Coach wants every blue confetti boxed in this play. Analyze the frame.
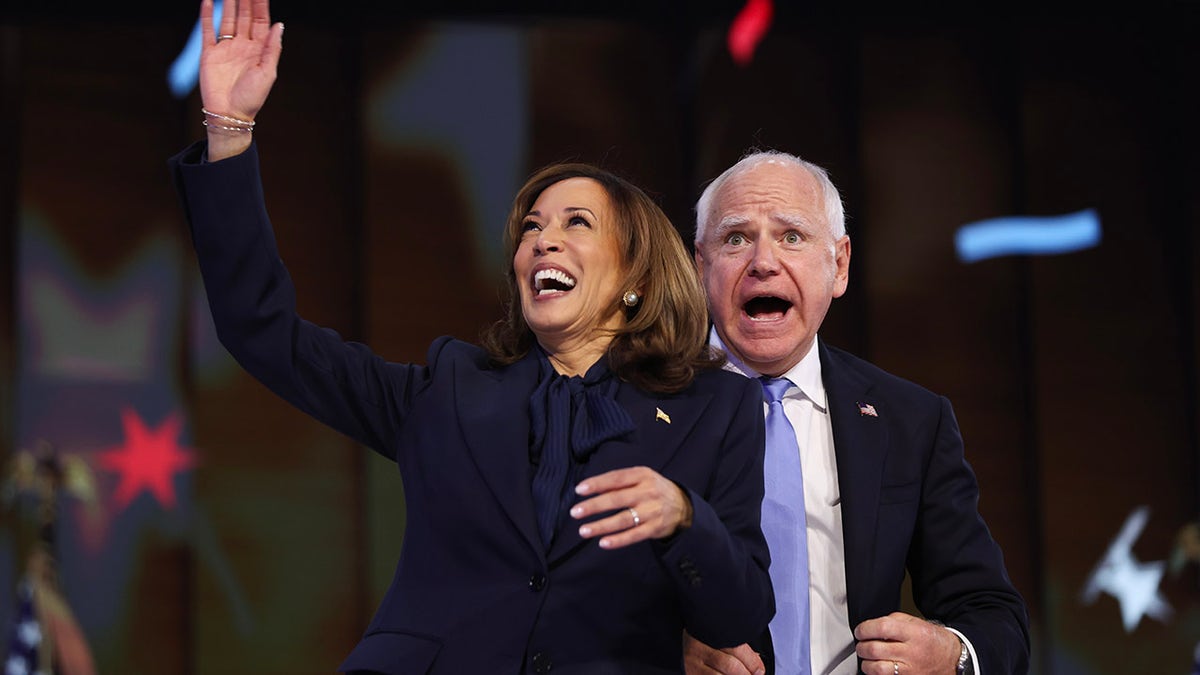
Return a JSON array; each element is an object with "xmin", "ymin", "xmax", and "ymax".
[
  {"xmin": 167, "ymin": 0, "xmax": 223, "ymax": 98},
  {"xmin": 955, "ymin": 208, "xmax": 1101, "ymax": 263}
]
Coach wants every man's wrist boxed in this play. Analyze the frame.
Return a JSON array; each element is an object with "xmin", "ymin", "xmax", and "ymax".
[{"xmin": 927, "ymin": 620, "xmax": 974, "ymax": 675}]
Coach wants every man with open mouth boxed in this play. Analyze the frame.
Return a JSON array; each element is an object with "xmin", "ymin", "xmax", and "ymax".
[{"xmin": 685, "ymin": 151, "xmax": 1030, "ymax": 675}]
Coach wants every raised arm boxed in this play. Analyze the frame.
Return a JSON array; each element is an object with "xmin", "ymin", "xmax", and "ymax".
[{"xmin": 198, "ymin": 0, "xmax": 284, "ymax": 161}]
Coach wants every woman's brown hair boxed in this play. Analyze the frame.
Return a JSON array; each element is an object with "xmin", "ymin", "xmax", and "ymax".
[{"xmin": 481, "ymin": 162, "xmax": 720, "ymax": 393}]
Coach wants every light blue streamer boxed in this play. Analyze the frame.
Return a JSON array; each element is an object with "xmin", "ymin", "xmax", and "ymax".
[
  {"xmin": 955, "ymin": 208, "xmax": 1101, "ymax": 263},
  {"xmin": 167, "ymin": 0, "xmax": 223, "ymax": 98}
]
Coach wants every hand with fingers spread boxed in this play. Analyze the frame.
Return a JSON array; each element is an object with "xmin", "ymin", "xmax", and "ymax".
[
  {"xmin": 571, "ymin": 466, "xmax": 694, "ymax": 549},
  {"xmin": 197, "ymin": 0, "xmax": 284, "ymax": 160},
  {"xmin": 853, "ymin": 612, "xmax": 964, "ymax": 675}
]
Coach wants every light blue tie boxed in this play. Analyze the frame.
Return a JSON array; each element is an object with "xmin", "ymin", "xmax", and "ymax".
[{"xmin": 760, "ymin": 377, "xmax": 810, "ymax": 675}]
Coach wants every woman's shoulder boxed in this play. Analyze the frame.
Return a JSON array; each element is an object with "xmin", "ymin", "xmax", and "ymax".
[
  {"xmin": 426, "ymin": 337, "xmax": 536, "ymax": 376},
  {"xmin": 675, "ymin": 366, "xmax": 758, "ymax": 400},
  {"xmin": 426, "ymin": 336, "xmax": 491, "ymax": 368}
]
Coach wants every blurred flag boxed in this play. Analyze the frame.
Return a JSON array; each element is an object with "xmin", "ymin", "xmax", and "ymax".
[
  {"xmin": 4, "ymin": 570, "xmax": 97, "ymax": 675},
  {"xmin": 4, "ymin": 582, "xmax": 43, "ymax": 675}
]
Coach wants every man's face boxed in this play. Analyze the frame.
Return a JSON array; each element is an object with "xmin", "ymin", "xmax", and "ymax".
[{"xmin": 694, "ymin": 161, "xmax": 850, "ymax": 377}]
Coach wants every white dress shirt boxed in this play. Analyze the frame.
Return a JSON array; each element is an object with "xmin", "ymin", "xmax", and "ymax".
[{"xmin": 713, "ymin": 330, "xmax": 856, "ymax": 675}]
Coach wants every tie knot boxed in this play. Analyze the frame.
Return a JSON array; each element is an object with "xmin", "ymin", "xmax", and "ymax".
[{"xmin": 760, "ymin": 377, "xmax": 792, "ymax": 403}]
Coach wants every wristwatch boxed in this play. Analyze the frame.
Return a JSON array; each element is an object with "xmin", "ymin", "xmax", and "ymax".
[
  {"xmin": 928, "ymin": 620, "xmax": 973, "ymax": 675},
  {"xmin": 955, "ymin": 639, "xmax": 973, "ymax": 675}
]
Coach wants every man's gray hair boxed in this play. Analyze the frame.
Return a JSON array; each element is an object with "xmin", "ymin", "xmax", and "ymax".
[{"xmin": 694, "ymin": 150, "xmax": 846, "ymax": 244}]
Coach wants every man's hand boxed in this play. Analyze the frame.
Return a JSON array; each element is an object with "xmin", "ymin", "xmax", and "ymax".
[
  {"xmin": 682, "ymin": 632, "xmax": 765, "ymax": 675},
  {"xmin": 854, "ymin": 612, "xmax": 962, "ymax": 675}
]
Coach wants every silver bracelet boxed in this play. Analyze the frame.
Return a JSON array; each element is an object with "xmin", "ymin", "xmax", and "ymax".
[
  {"xmin": 201, "ymin": 108, "xmax": 255, "ymax": 128},
  {"xmin": 202, "ymin": 119, "xmax": 254, "ymax": 133}
]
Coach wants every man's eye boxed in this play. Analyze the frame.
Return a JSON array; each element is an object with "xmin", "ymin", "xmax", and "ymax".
[
  {"xmin": 784, "ymin": 232, "xmax": 801, "ymax": 244},
  {"xmin": 726, "ymin": 233, "xmax": 746, "ymax": 246}
]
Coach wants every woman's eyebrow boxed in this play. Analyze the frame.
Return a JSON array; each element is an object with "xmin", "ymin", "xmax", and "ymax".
[{"xmin": 525, "ymin": 207, "xmax": 598, "ymax": 218}]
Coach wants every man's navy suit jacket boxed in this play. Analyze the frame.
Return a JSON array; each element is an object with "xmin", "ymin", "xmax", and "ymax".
[
  {"xmin": 171, "ymin": 142, "xmax": 775, "ymax": 675},
  {"xmin": 750, "ymin": 341, "xmax": 1030, "ymax": 673}
]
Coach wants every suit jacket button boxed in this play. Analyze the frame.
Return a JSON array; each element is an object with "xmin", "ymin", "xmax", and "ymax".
[
  {"xmin": 529, "ymin": 574, "xmax": 547, "ymax": 591},
  {"xmin": 532, "ymin": 651, "xmax": 553, "ymax": 673},
  {"xmin": 678, "ymin": 557, "xmax": 702, "ymax": 587}
]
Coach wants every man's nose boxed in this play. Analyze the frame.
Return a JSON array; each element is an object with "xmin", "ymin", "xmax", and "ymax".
[{"xmin": 748, "ymin": 241, "xmax": 780, "ymax": 276}]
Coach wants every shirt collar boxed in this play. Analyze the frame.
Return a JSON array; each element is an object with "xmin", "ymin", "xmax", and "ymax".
[{"xmin": 710, "ymin": 327, "xmax": 827, "ymax": 412}]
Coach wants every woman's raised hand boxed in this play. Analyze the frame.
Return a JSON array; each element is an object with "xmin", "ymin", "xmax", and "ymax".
[{"xmin": 198, "ymin": 0, "xmax": 283, "ymax": 160}]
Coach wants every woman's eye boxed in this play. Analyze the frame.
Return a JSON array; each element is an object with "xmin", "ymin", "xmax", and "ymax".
[
  {"xmin": 726, "ymin": 233, "xmax": 746, "ymax": 246},
  {"xmin": 521, "ymin": 220, "xmax": 540, "ymax": 233},
  {"xmin": 568, "ymin": 216, "xmax": 591, "ymax": 228}
]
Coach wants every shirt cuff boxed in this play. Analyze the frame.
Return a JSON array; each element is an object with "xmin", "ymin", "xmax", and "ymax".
[{"xmin": 943, "ymin": 626, "xmax": 979, "ymax": 675}]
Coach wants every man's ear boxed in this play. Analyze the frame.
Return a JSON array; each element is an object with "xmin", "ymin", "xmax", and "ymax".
[
  {"xmin": 832, "ymin": 235, "xmax": 851, "ymax": 298},
  {"xmin": 694, "ymin": 246, "xmax": 706, "ymax": 275}
]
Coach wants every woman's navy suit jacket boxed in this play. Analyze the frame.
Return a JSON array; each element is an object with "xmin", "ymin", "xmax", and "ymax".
[{"xmin": 170, "ymin": 142, "xmax": 774, "ymax": 675}]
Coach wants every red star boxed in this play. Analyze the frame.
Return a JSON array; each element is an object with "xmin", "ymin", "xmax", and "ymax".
[{"xmin": 97, "ymin": 407, "xmax": 196, "ymax": 510}]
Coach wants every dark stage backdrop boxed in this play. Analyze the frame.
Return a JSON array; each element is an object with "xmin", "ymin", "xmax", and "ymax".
[{"xmin": 1, "ymin": 3, "xmax": 1198, "ymax": 673}]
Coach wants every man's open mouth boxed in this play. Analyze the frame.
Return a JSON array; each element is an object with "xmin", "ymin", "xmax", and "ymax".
[{"xmin": 744, "ymin": 296, "xmax": 792, "ymax": 320}]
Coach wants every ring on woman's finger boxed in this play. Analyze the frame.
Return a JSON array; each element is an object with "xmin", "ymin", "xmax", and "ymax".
[
  {"xmin": 893, "ymin": 661, "xmax": 899, "ymax": 675},
  {"xmin": 216, "ymin": 34, "xmax": 236, "ymax": 42},
  {"xmin": 628, "ymin": 508, "xmax": 640, "ymax": 527}
]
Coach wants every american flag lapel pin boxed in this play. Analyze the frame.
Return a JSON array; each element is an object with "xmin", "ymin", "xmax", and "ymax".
[
  {"xmin": 655, "ymin": 407, "xmax": 671, "ymax": 424},
  {"xmin": 856, "ymin": 401, "xmax": 878, "ymax": 417}
]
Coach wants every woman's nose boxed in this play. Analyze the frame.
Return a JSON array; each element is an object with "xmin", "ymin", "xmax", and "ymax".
[{"xmin": 535, "ymin": 225, "xmax": 563, "ymax": 254}]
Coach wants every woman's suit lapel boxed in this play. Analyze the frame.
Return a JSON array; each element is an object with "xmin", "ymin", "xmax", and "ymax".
[{"xmin": 456, "ymin": 352, "xmax": 545, "ymax": 558}]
